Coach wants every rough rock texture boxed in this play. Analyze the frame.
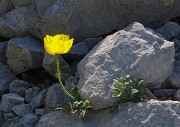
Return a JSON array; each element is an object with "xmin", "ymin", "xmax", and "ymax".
[
  {"xmin": 64, "ymin": 37, "xmax": 103, "ymax": 60},
  {"xmin": 146, "ymin": 89, "xmax": 158, "ymax": 100},
  {"xmin": 0, "ymin": 63, "xmax": 16, "ymax": 97},
  {"xmin": 9, "ymin": 79, "xmax": 32, "ymax": 96},
  {"xmin": 61, "ymin": 73, "xmax": 78, "ymax": 86},
  {"xmin": 0, "ymin": 0, "xmax": 32, "ymax": 15},
  {"xmin": 174, "ymin": 89, "xmax": 180, "ymax": 101},
  {"xmin": 0, "ymin": 110, "xmax": 5, "ymax": 124},
  {"xmin": 1, "ymin": 0, "xmax": 180, "ymax": 41},
  {"xmin": 177, "ymin": 32, "xmax": 180, "ymax": 40},
  {"xmin": 0, "ymin": 0, "xmax": 32, "ymax": 38},
  {"xmin": 17, "ymin": 114, "xmax": 39, "ymax": 127},
  {"xmin": 25, "ymin": 87, "xmax": 40, "ymax": 103},
  {"xmin": 30, "ymin": 89, "xmax": 47, "ymax": 110},
  {"xmin": 0, "ymin": 41, "xmax": 7, "ymax": 64},
  {"xmin": 0, "ymin": 8, "xmax": 29, "ymax": 37},
  {"xmin": 4, "ymin": 112, "xmax": 17, "ymax": 121},
  {"xmin": 45, "ymin": 83, "xmax": 72, "ymax": 110},
  {"xmin": 43, "ymin": 53, "xmax": 72, "ymax": 78},
  {"xmin": 26, "ymin": 0, "xmax": 180, "ymax": 41},
  {"xmin": 153, "ymin": 89, "xmax": 177, "ymax": 98},
  {"xmin": 155, "ymin": 22, "xmax": 180, "ymax": 40},
  {"xmin": 169, "ymin": 60, "xmax": 180, "ymax": 89},
  {"xmin": 36, "ymin": 100, "xmax": 180, "ymax": 127},
  {"xmin": 173, "ymin": 39, "xmax": 180, "ymax": 53},
  {"xmin": 6, "ymin": 36, "xmax": 44, "ymax": 74},
  {"xmin": 0, "ymin": 93, "xmax": 24, "ymax": 112},
  {"xmin": 35, "ymin": 109, "xmax": 45, "ymax": 116},
  {"xmin": 66, "ymin": 42, "xmax": 89, "ymax": 60},
  {"xmin": 78, "ymin": 22, "xmax": 175, "ymax": 110},
  {"xmin": 12, "ymin": 104, "xmax": 33, "ymax": 117},
  {"xmin": 1, "ymin": 117, "xmax": 20, "ymax": 127}
]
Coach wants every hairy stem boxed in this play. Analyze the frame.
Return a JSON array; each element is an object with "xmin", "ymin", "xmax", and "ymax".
[{"xmin": 56, "ymin": 55, "xmax": 75, "ymax": 100}]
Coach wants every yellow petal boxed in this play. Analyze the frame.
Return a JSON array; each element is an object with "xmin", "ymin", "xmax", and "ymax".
[
  {"xmin": 43, "ymin": 34, "xmax": 74, "ymax": 55},
  {"xmin": 63, "ymin": 38, "xmax": 74, "ymax": 53}
]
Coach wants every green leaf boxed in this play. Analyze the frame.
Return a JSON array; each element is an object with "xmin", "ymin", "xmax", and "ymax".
[
  {"xmin": 112, "ymin": 75, "xmax": 147, "ymax": 103},
  {"xmin": 109, "ymin": 102, "xmax": 119, "ymax": 113},
  {"xmin": 131, "ymin": 89, "xmax": 138, "ymax": 94}
]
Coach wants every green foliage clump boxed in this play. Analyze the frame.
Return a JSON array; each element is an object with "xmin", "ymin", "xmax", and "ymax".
[
  {"xmin": 111, "ymin": 75, "xmax": 147, "ymax": 113},
  {"xmin": 56, "ymin": 84, "xmax": 91, "ymax": 119}
]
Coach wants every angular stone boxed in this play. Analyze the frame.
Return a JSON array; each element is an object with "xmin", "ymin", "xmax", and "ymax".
[
  {"xmin": 4, "ymin": 112, "xmax": 17, "ymax": 121},
  {"xmin": 75, "ymin": 71, "xmax": 79, "ymax": 79},
  {"xmin": 0, "ymin": 41, "xmax": 7, "ymax": 64},
  {"xmin": 0, "ymin": 93, "xmax": 24, "ymax": 112},
  {"xmin": 6, "ymin": 36, "xmax": 44, "ymax": 74},
  {"xmin": 146, "ymin": 89, "xmax": 158, "ymax": 100},
  {"xmin": 0, "ymin": 63, "xmax": 16, "ymax": 97},
  {"xmin": 25, "ymin": 87, "xmax": 40, "ymax": 103},
  {"xmin": 36, "ymin": 100, "xmax": 180, "ymax": 127},
  {"xmin": 0, "ymin": 8, "xmax": 29, "ymax": 38},
  {"xmin": 61, "ymin": 73, "xmax": 78, "ymax": 86},
  {"xmin": 0, "ymin": 0, "xmax": 14, "ymax": 15},
  {"xmin": 64, "ymin": 37, "xmax": 102, "ymax": 60},
  {"xmin": 160, "ymin": 79, "xmax": 172, "ymax": 89},
  {"xmin": 155, "ymin": 22, "xmax": 180, "ymax": 40},
  {"xmin": 30, "ymin": 89, "xmax": 47, "ymax": 110},
  {"xmin": 0, "ymin": 0, "xmax": 32, "ymax": 15},
  {"xmin": 1, "ymin": 117, "xmax": 20, "ymax": 127},
  {"xmin": 176, "ymin": 32, "xmax": 180, "ymax": 40},
  {"xmin": 42, "ymin": 53, "xmax": 72, "ymax": 78},
  {"xmin": 175, "ymin": 52, "xmax": 180, "ymax": 60},
  {"xmin": 160, "ymin": 96, "xmax": 173, "ymax": 101},
  {"xmin": 169, "ymin": 60, "xmax": 180, "ymax": 89},
  {"xmin": 12, "ymin": 104, "xmax": 33, "ymax": 117},
  {"xmin": 174, "ymin": 89, "xmax": 180, "ymax": 101},
  {"xmin": 66, "ymin": 42, "xmax": 89, "ymax": 60},
  {"xmin": 18, "ymin": 114, "xmax": 39, "ymax": 127},
  {"xmin": 82, "ymin": 37, "xmax": 103, "ymax": 50},
  {"xmin": 0, "ymin": 109, "xmax": 5, "ymax": 124},
  {"xmin": 153, "ymin": 89, "xmax": 177, "ymax": 98},
  {"xmin": 10, "ymin": 79, "xmax": 33, "ymax": 96},
  {"xmin": 35, "ymin": 109, "xmax": 45, "ymax": 116},
  {"xmin": 45, "ymin": 83, "xmax": 72, "ymax": 110},
  {"xmin": 78, "ymin": 22, "xmax": 175, "ymax": 110},
  {"xmin": 172, "ymin": 39, "xmax": 180, "ymax": 53}
]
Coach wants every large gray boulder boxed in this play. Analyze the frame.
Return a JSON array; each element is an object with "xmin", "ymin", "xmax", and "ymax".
[
  {"xmin": 36, "ymin": 100, "xmax": 180, "ymax": 127},
  {"xmin": 6, "ymin": 36, "xmax": 44, "ymax": 74},
  {"xmin": 78, "ymin": 22, "xmax": 175, "ymax": 110},
  {"xmin": 1, "ymin": 0, "xmax": 180, "ymax": 41},
  {"xmin": 28, "ymin": 0, "xmax": 180, "ymax": 41}
]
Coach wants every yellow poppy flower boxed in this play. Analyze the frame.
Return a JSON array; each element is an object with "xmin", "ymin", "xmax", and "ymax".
[{"xmin": 44, "ymin": 34, "xmax": 74, "ymax": 55}]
